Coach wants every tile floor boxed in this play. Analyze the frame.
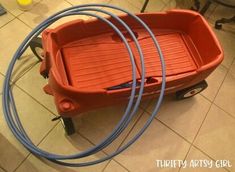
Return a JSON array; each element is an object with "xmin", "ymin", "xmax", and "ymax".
[{"xmin": 0, "ymin": 0, "xmax": 234, "ymax": 172}]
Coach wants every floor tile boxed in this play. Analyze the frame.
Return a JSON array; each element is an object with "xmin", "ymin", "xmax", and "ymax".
[
  {"xmin": 11, "ymin": 86, "xmax": 57, "ymax": 144},
  {"xmin": 18, "ymin": 0, "xmax": 72, "ymax": 28},
  {"xmin": 15, "ymin": 123, "xmax": 107, "ymax": 172},
  {"xmin": 103, "ymin": 160, "xmax": 128, "ymax": 172},
  {"xmin": 197, "ymin": 0, "xmax": 218, "ymax": 19},
  {"xmin": 0, "ymin": 10, "xmax": 14, "ymax": 28},
  {"xmin": 10, "ymin": 54, "xmax": 39, "ymax": 84},
  {"xmin": 0, "ymin": 19, "xmax": 38, "ymax": 76},
  {"xmin": 73, "ymin": 104, "xmax": 144, "ymax": 154},
  {"xmin": 106, "ymin": 0, "xmax": 141, "ymax": 15},
  {"xmin": 194, "ymin": 104, "xmax": 235, "ymax": 172},
  {"xmin": 201, "ymin": 64, "xmax": 228, "ymax": 101},
  {"xmin": 0, "ymin": 86, "xmax": 56, "ymax": 172},
  {"xmin": 128, "ymin": 0, "xmax": 166, "ymax": 12},
  {"xmin": 163, "ymin": 0, "xmax": 217, "ymax": 19},
  {"xmin": 180, "ymin": 146, "xmax": 227, "ymax": 172},
  {"xmin": 66, "ymin": 0, "xmax": 110, "ymax": 6},
  {"xmin": 0, "ymin": 0, "xmax": 40, "ymax": 16},
  {"xmin": 214, "ymin": 61, "xmax": 235, "ymax": 117},
  {"xmin": 0, "ymin": 117, "xmax": 28, "ymax": 172},
  {"xmin": 140, "ymin": 97, "xmax": 154, "ymax": 110},
  {"xmin": 15, "ymin": 63, "xmax": 58, "ymax": 114},
  {"xmin": 161, "ymin": 0, "xmax": 171, "ymax": 4},
  {"xmin": 0, "ymin": 74, "xmax": 4, "ymax": 94},
  {"xmin": 145, "ymin": 94, "xmax": 211, "ymax": 142},
  {"xmin": 65, "ymin": 0, "xmax": 110, "ymax": 21},
  {"xmin": 115, "ymin": 113, "xmax": 191, "ymax": 172},
  {"xmin": 163, "ymin": 0, "xmax": 194, "ymax": 10},
  {"xmin": 212, "ymin": 28, "xmax": 235, "ymax": 69},
  {"xmin": 208, "ymin": 2, "xmax": 235, "ymax": 30}
]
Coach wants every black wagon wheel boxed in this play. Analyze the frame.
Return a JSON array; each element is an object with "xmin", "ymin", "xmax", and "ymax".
[
  {"xmin": 29, "ymin": 37, "xmax": 43, "ymax": 61},
  {"xmin": 61, "ymin": 117, "xmax": 76, "ymax": 135},
  {"xmin": 176, "ymin": 80, "xmax": 208, "ymax": 100}
]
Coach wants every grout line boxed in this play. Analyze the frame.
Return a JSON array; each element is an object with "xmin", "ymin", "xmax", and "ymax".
[
  {"xmin": 6, "ymin": 0, "xmax": 43, "ymax": 30},
  {"xmin": 15, "ymin": 0, "xmax": 43, "ymax": 18},
  {"xmin": 11, "ymin": 61, "xmax": 39, "ymax": 85},
  {"xmin": 13, "ymin": 84, "xmax": 58, "ymax": 117},
  {"xmin": 15, "ymin": 0, "xmax": 45, "ymax": 30},
  {"xmin": 213, "ymin": 103, "xmax": 235, "ymax": 120},
  {"xmin": 36, "ymin": 122, "xmax": 60, "ymax": 146},
  {"xmin": 0, "ymin": 72, "xmax": 5, "ymax": 77},
  {"xmin": 115, "ymin": 109, "xmax": 147, "ymax": 150},
  {"xmin": 0, "ymin": 166, "xmax": 7, "ymax": 172},
  {"xmin": 74, "ymin": 129, "xmax": 114, "ymax": 157},
  {"xmin": 4, "ymin": 8, "xmax": 19, "ymax": 17},
  {"xmin": 15, "ymin": 0, "xmax": 101, "ymax": 30},
  {"xmin": 211, "ymin": 59, "xmax": 235, "ymax": 103},
  {"xmin": 161, "ymin": 0, "xmax": 171, "ymax": 5},
  {"xmin": 178, "ymin": 56, "xmax": 235, "ymax": 171},
  {"xmin": 205, "ymin": 3, "xmax": 218, "ymax": 20},
  {"xmin": 112, "ymin": 107, "xmax": 192, "ymax": 172},
  {"xmin": 155, "ymin": 118, "xmax": 192, "ymax": 144},
  {"xmin": 76, "ymin": 109, "xmax": 144, "ymax": 154},
  {"xmin": 0, "ymin": 14, "xmax": 33, "ymax": 31},
  {"xmin": 140, "ymin": 100, "xmax": 193, "ymax": 145},
  {"xmin": 207, "ymin": 57, "xmax": 235, "ymax": 116},
  {"xmin": 75, "ymin": 109, "xmax": 144, "ymax": 172},
  {"xmin": 101, "ymin": 160, "xmax": 112, "ymax": 172},
  {"xmin": 0, "ymin": 16, "xmax": 16, "ymax": 30},
  {"xmin": 155, "ymin": 114, "xmax": 192, "ymax": 144},
  {"xmin": 16, "ymin": 16, "xmax": 34, "ymax": 29},
  {"xmin": 0, "ymin": 49, "xmax": 39, "ymax": 93},
  {"xmin": 107, "ymin": 0, "xmax": 113, "ymax": 4},
  {"xmin": 121, "ymin": 0, "xmax": 143, "ymax": 12},
  {"xmin": 177, "ymin": 101, "xmax": 213, "ymax": 172},
  {"xmin": 200, "ymin": 60, "xmax": 235, "ymax": 120},
  {"xmin": 13, "ymin": 153, "xmax": 31, "ymax": 172},
  {"xmin": 106, "ymin": 0, "xmax": 113, "ymax": 5},
  {"xmin": 83, "ymin": 127, "xmax": 132, "ymax": 170},
  {"xmin": 113, "ymin": 159, "xmax": 131, "ymax": 172},
  {"xmin": 114, "ymin": 105, "xmax": 192, "ymax": 172},
  {"xmin": 76, "ymin": 128, "xmax": 132, "ymax": 172},
  {"xmin": 13, "ymin": 120, "xmax": 60, "ymax": 172},
  {"xmin": 71, "ymin": 130, "xmax": 124, "ymax": 170},
  {"xmin": 13, "ymin": 119, "xmax": 111, "ymax": 172},
  {"xmin": 199, "ymin": 93, "xmax": 213, "ymax": 103},
  {"xmin": 76, "ymin": 130, "xmax": 100, "ymax": 147},
  {"xmin": 207, "ymin": 4, "xmax": 235, "ymax": 31},
  {"xmin": 191, "ymin": 145, "xmax": 231, "ymax": 172},
  {"xmin": 139, "ymin": 98, "xmax": 154, "ymax": 111},
  {"xmin": 4, "ymin": 3, "xmax": 25, "ymax": 17},
  {"xmin": 64, "ymin": 0, "xmax": 74, "ymax": 6}
]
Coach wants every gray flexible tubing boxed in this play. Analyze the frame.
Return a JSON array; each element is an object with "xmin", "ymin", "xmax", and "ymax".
[
  {"xmin": 2, "ymin": 4, "xmax": 166, "ymax": 167},
  {"xmin": 5, "ymin": 8, "xmax": 141, "ymax": 157},
  {"xmin": 5, "ymin": 10, "xmax": 139, "ymax": 159},
  {"xmin": 3, "ymin": 3, "xmax": 165, "ymax": 165},
  {"xmin": 9, "ymin": 10, "xmax": 142, "ymax": 158}
]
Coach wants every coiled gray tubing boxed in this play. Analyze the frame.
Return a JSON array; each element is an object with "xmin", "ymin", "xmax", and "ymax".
[{"xmin": 2, "ymin": 4, "xmax": 166, "ymax": 167}]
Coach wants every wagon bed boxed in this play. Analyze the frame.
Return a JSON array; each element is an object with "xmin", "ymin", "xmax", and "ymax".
[
  {"xmin": 39, "ymin": 10, "xmax": 223, "ymax": 117},
  {"xmin": 61, "ymin": 29, "xmax": 199, "ymax": 90}
]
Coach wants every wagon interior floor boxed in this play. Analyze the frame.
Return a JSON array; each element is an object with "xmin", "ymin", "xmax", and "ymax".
[{"xmin": 61, "ymin": 29, "xmax": 200, "ymax": 90}]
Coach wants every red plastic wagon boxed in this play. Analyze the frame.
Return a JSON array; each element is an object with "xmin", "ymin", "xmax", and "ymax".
[{"xmin": 29, "ymin": 10, "xmax": 223, "ymax": 135}]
